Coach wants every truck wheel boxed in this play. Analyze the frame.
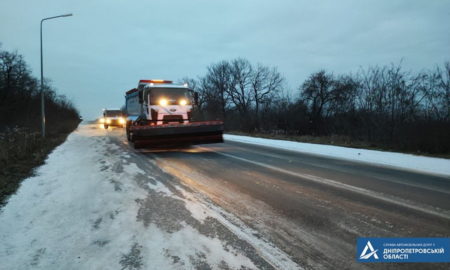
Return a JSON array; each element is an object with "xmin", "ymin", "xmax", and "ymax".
[
  {"xmin": 104, "ymin": 124, "xmax": 108, "ymax": 129},
  {"xmin": 133, "ymin": 141, "xmax": 142, "ymax": 149}
]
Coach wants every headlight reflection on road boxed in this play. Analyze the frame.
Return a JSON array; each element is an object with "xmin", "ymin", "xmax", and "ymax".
[
  {"xmin": 184, "ymin": 147, "xmax": 205, "ymax": 153},
  {"xmin": 185, "ymin": 146, "xmax": 225, "ymax": 153}
]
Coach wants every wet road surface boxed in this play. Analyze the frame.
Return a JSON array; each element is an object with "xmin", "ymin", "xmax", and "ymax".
[{"xmin": 109, "ymin": 128, "xmax": 450, "ymax": 269}]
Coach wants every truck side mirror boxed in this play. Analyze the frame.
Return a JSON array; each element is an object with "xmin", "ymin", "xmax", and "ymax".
[{"xmin": 193, "ymin": 92, "xmax": 199, "ymax": 106}]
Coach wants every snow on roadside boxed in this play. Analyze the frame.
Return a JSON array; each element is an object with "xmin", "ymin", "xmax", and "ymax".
[
  {"xmin": 174, "ymin": 185, "xmax": 304, "ymax": 270},
  {"xmin": 224, "ymin": 134, "xmax": 450, "ymax": 177},
  {"xmin": 0, "ymin": 125, "xmax": 275, "ymax": 270}
]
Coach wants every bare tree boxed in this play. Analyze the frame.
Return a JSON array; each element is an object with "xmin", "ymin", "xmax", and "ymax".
[
  {"xmin": 0, "ymin": 47, "xmax": 79, "ymax": 132},
  {"xmin": 300, "ymin": 70, "xmax": 335, "ymax": 134},
  {"xmin": 436, "ymin": 62, "xmax": 450, "ymax": 120},
  {"xmin": 228, "ymin": 58, "xmax": 253, "ymax": 117},
  {"xmin": 251, "ymin": 64, "xmax": 283, "ymax": 130},
  {"xmin": 0, "ymin": 50, "xmax": 28, "ymax": 98},
  {"xmin": 202, "ymin": 61, "xmax": 233, "ymax": 119},
  {"xmin": 329, "ymin": 75, "xmax": 358, "ymax": 115}
]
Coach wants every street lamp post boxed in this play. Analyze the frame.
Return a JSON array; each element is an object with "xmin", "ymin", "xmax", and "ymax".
[{"xmin": 40, "ymin": 13, "xmax": 73, "ymax": 138}]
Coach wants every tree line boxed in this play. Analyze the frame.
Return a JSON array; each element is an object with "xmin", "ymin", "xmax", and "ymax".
[
  {"xmin": 185, "ymin": 58, "xmax": 450, "ymax": 154},
  {"xmin": 0, "ymin": 45, "xmax": 80, "ymax": 133},
  {"xmin": 0, "ymin": 45, "xmax": 81, "ymax": 205}
]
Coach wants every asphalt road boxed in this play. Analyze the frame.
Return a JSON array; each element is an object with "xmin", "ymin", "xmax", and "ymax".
[{"xmin": 108, "ymin": 128, "xmax": 450, "ymax": 270}]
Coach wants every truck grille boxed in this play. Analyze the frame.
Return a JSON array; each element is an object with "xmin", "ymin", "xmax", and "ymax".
[{"xmin": 162, "ymin": 115, "xmax": 183, "ymax": 124}]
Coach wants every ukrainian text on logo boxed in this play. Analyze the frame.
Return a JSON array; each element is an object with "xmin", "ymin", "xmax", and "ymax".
[{"xmin": 356, "ymin": 238, "xmax": 450, "ymax": 263}]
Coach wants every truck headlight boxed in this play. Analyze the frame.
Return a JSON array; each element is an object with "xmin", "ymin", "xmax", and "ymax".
[
  {"xmin": 99, "ymin": 118, "xmax": 105, "ymax": 123},
  {"xmin": 119, "ymin": 117, "xmax": 126, "ymax": 124},
  {"xmin": 159, "ymin": 98, "xmax": 168, "ymax": 106},
  {"xmin": 179, "ymin": 99, "xmax": 187, "ymax": 106},
  {"xmin": 106, "ymin": 119, "xmax": 111, "ymax": 124}
]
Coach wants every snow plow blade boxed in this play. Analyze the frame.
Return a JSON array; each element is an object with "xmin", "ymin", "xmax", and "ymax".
[{"xmin": 130, "ymin": 121, "xmax": 223, "ymax": 148}]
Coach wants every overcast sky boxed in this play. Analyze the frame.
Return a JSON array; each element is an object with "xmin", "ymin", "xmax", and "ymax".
[{"xmin": 1, "ymin": 0, "xmax": 449, "ymax": 119}]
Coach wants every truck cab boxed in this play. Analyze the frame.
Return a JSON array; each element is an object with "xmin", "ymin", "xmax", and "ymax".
[
  {"xmin": 144, "ymin": 80, "xmax": 194, "ymax": 124},
  {"xmin": 124, "ymin": 79, "xmax": 222, "ymax": 148}
]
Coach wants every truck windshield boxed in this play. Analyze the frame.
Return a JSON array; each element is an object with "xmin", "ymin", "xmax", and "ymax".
[
  {"xmin": 148, "ymin": 88, "xmax": 191, "ymax": 105},
  {"xmin": 104, "ymin": 110, "xmax": 122, "ymax": 117}
]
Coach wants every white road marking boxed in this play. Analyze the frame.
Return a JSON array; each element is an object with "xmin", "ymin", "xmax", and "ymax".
[
  {"xmin": 197, "ymin": 146, "xmax": 450, "ymax": 220},
  {"xmin": 224, "ymin": 142, "xmax": 450, "ymax": 195}
]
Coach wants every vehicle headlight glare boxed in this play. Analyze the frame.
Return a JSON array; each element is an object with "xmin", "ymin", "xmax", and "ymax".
[{"xmin": 159, "ymin": 98, "xmax": 168, "ymax": 106}]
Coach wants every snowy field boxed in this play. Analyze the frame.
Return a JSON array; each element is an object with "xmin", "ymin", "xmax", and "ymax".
[
  {"xmin": 0, "ymin": 125, "xmax": 299, "ymax": 270},
  {"xmin": 224, "ymin": 134, "xmax": 450, "ymax": 177}
]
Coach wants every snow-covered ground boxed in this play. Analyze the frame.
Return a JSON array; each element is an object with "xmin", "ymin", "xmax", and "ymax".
[
  {"xmin": 224, "ymin": 134, "xmax": 450, "ymax": 177},
  {"xmin": 3, "ymin": 126, "xmax": 447, "ymax": 269},
  {"xmin": 0, "ymin": 125, "xmax": 300, "ymax": 270}
]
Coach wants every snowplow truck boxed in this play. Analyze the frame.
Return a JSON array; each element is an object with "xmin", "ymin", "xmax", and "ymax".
[{"xmin": 125, "ymin": 80, "xmax": 223, "ymax": 148}]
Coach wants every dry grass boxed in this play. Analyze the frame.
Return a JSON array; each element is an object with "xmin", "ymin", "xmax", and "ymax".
[{"xmin": 0, "ymin": 124, "xmax": 78, "ymax": 207}]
